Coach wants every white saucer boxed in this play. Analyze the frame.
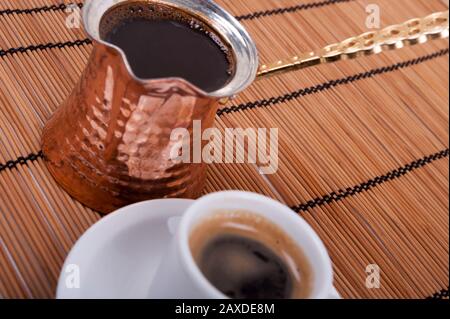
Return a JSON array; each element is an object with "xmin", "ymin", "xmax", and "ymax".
[{"xmin": 56, "ymin": 199, "xmax": 194, "ymax": 299}]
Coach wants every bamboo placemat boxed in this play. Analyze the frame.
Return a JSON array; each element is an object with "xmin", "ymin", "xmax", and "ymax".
[{"xmin": 0, "ymin": 0, "xmax": 448, "ymax": 299}]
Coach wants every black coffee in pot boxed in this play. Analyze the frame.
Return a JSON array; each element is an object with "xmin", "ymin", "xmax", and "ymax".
[{"xmin": 100, "ymin": 1, "xmax": 234, "ymax": 93}]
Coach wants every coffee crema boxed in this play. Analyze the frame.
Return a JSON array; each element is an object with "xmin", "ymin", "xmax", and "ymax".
[
  {"xmin": 189, "ymin": 211, "xmax": 314, "ymax": 299},
  {"xmin": 99, "ymin": 1, "xmax": 235, "ymax": 93}
]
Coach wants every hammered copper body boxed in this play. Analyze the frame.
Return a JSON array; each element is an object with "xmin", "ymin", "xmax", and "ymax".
[{"xmin": 42, "ymin": 44, "xmax": 217, "ymax": 213}]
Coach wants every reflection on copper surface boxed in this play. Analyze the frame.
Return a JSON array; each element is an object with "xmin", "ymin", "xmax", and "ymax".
[{"xmin": 42, "ymin": 44, "xmax": 218, "ymax": 213}]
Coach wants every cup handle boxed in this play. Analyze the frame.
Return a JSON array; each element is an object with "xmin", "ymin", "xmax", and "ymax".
[{"xmin": 326, "ymin": 286, "xmax": 341, "ymax": 299}]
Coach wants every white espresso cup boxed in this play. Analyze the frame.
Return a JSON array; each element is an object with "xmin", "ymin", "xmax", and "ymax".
[{"xmin": 148, "ymin": 191, "xmax": 340, "ymax": 299}]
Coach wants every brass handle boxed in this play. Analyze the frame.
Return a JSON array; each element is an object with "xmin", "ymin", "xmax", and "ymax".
[{"xmin": 257, "ymin": 10, "xmax": 449, "ymax": 79}]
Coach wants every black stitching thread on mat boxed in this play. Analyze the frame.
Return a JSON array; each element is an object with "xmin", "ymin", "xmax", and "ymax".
[
  {"xmin": 427, "ymin": 288, "xmax": 450, "ymax": 299},
  {"xmin": 235, "ymin": 0, "xmax": 354, "ymax": 21},
  {"xmin": 0, "ymin": 151, "xmax": 43, "ymax": 173},
  {"xmin": 217, "ymin": 48, "xmax": 450, "ymax": 116},
  {"xmin": 0, "ymin": 0, "xmax": 351, "ymax": 20},
  {"xmin": 291, "ymin": 148, "xmax": 450, "ymax": 213},
  {"xmin": 0, "ymin": 3, "xmax": 83, "ymax": 16},
  {"xmin": 0, "ymin": 39, "xmax": 92, "ymax": 58}
]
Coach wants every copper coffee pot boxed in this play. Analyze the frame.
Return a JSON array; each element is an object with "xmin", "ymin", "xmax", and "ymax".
[{"xmin": 42, "ymin": 0, "xmax": 449, "ymax": 214}]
